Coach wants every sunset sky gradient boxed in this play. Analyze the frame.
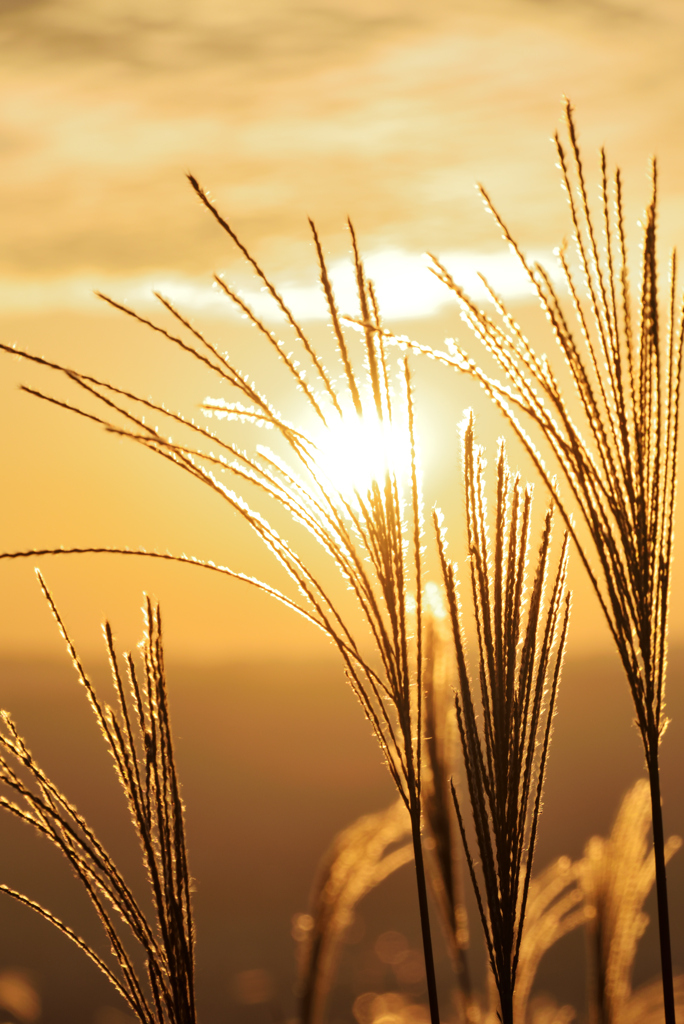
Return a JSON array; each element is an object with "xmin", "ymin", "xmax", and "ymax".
[{"xmin": 3, "ymin": 0, "xmax": 684, "ymax": 663}]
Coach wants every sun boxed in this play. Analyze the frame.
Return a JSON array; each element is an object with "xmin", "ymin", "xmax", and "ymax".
[{"xmin": 310, "ymin": 406, "xmax": 411, "ymax": 502}]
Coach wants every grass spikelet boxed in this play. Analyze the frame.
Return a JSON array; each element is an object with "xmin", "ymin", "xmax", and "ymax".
[
  {"xmin": 436, "ymin": 413, "xmax": 571, "ymax": 1024},
  {"xmin": 0, "ymin": 574, "xmax": 196, "ymax": 1024}
]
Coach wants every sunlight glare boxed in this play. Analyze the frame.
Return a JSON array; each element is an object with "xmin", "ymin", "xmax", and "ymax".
[{"xmin": 311, "ymin": 407, "xmax": 411, "ymax": 501}]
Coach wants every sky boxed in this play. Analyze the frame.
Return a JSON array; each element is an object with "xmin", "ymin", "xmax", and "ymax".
[
  {"xmin": 3, "ymin": 0, "xmax": 684, "ymax": 299},
  {"xmin": 3, "ymin": 0, "xmax": 684, "ymax": 659}
]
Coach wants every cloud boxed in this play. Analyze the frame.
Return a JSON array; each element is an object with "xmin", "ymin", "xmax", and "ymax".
[
  {"xmin": 0, "ymin": 0, "xmax": 437, "ymax": 72},
  {"xmin": 0, "ymin": 247, "xmax": 553, "ymax": 318},
  {"xmin": 0, "ymin": 0, "xmax": 681, "ymax": 282}
]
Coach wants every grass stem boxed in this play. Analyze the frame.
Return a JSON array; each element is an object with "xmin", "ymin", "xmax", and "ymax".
[
  {"xmin": 648, "ymin": 749, "xmax": 676, "ymax": 1024},
  {"xmin": 409, "ymin": 801, "xmax": 441, "ymax": 1024}
]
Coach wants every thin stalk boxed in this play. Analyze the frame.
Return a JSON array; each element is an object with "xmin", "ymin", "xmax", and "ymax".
[
  {"xmin": 647, "ymin": 747, "xmax": 676, "ymax": 1024},
  {"xmin": 499, "ymin": 981, "xmax": 513, "ymax": 1024},
  {"xmin": 409, "ymin": 800, "xmax": 440, "ymax": 1024}
]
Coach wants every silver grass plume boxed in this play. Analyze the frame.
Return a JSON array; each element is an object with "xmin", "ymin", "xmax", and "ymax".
[
  {"xmin": 0, "ymin": 206, "xmax": 444, "ymax": 1023},
  {"xmin": 385, "ymin": 100, "xmax": 683, "ymax": 1024},
  {"xmin": 436, "ymin": 413, "xmax": 571, "ymax": 1024},
  {"xmin": 0, "ymin": 575, "xmax": 196, "ymax": 1024}
]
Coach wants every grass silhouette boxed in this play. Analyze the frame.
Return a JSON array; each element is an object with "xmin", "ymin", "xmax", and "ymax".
[
  {"xmin": 0, "ymin": 102, "xmax": 680, "ymax": 1022},
  {"xmin": 0, "ymin": 209, "xmax": 449, "ymax": 1023},
  {"xmin": 437, "ymin": 414, "xmax": 570, "ymax": 1024},
  {"xmin": 0, "ymin": 577, "xmax": 196, "ymax": 1024},
  {"xmin": 385, "ymin": 100, "xmax": 682, "ymax": 1024},
  {"xmin": 0, "ymin": 215, "xmax": 569, "ymax": 1022}
]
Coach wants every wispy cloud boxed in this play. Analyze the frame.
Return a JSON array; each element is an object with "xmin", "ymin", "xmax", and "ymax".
[
  {"xmin": 0, "ymin": 0, "xmax": 681, "ymax": 281},
  {"xmin": 0, "ymin": 247, "xmax": 553, "ymax": 319}
]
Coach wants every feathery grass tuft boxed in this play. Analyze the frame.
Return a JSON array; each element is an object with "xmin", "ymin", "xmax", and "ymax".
[
  {"xmin": 0, "ymin": 211, "xmax": 446, "ymax": 1022},
  {"xmin": 380, "ymin": 100, "xmax": 682, "ymax": 1023},
  {"xmin": 436, "ymin": 414, "xmax": 571, "ymax": 1024},
  {"xmin": 0, "ymin": 575, "xmax": 196, "ymax": 1024}
]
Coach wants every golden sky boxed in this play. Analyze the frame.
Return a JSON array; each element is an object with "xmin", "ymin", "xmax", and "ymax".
[{"xmin": 2, "ymin": 0, "xmax": 684, "ymax": 660}]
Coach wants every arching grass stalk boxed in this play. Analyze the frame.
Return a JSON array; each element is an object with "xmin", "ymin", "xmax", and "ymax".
[
  {"xmin": 436, "ymin": 414, "xmax": 571, "ymax": 1024},
  {"xmin": 0, "ymin": 576, "xmax": 196, "ymax": 1024},
  {"xmin": 381, "ymin": 101, "xmax": 682, "ymax": 1024},
  {"xmin": 0, "ymin": 202, "xmax": 446, "ymax": 1023}
]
